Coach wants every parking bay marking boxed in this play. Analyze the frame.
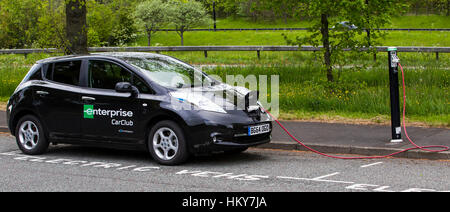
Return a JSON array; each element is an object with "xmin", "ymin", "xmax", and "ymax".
[
  {"xmin": 0, "ymin": 151, "xmax": 161, "ymax": 172},
  {"xmin": 360, "ymin": 162, "xmax": 383, "ymax": 168},
  {"xmin": 1, "ymin": 151, "xmax": 447, "ymax": 191},
  {"xmin": 277, "ymin": 172, "xmax": 355, "ymax": 184}
]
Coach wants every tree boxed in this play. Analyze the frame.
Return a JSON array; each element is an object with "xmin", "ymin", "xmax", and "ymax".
[
  {"xmin": 65, "ymin": 0, "xmax": 88, "ymax": 54},
  {"xmin": 36, "ymin": 0, "xmax": 66, "ymax": 49},
  {"xmin": 285, "ymin": 0, "xmax": 405, "ymax": 82},
  {"xmin": 134, "ymin": 0, "xmax": 170, "ymax": 46},
  {"xmin": 285, "ymin": 0, "xmax": 344, "ymax": 82},
  {"xmin": 0, "ymin": 0, "xmax": 43, "ymax": 48},
  {"xmin": 167, "ymin": 0, "xmax": 212, "ymax": 46},
  {"xmin": 87, "ymin": 0, "xmax": 138, "ymax": 47},
  {"xmin": 86, "ymin": 1, "xmax": 115, "ymax": 47},
  {"xmin": 348, "ymin": 0, "xmax": 408, "ymax": 61}
]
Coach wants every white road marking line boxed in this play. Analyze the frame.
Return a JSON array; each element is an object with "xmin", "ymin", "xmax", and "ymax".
[
  {"xmin": 276, "ymin": 175, "xmax": 354, "ymax": 184},
  {"xmin": 312, "ymin": 172, "xmax": 340, "ymax": 180},
  {"xmin": 361, "ymin": 162, "xmax": 383, "ymax": 168},
  {"xmin": 0, "ymin": 150, "xmax": 21, "ymax": 156}
]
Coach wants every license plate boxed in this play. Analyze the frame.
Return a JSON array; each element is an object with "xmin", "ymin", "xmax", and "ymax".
[{"xmin": 248, "ymin": 124, "xmax": 271, "ymax": 136}]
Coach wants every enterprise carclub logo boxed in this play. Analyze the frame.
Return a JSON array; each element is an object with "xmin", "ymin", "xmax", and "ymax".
[
  {"xmin": 84, "ymin": 105, "xmax": 94, "ymax": 119},
  {"xmin": 83, "ymin": 105, "xmax": 134, "ymax": 119}
]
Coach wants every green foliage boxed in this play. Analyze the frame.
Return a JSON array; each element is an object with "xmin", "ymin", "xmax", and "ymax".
[
  {"xmin": 86, "ymin": 0, "xmax": 138, "ymax": 47},
  {"xmin": 0, "ymin": 0, "xmax": 44, "ymax": 48},
  {"xmin": 166, "ymin": 0, "xmax": 212, "ymax": 45},
  {"xmin": 35, "ymin": 0, "xmax": 66, "ymax": 49},
  {"xmin": 86, "ymin": 1, "xmax": 114, "ymax": 46},
  {"xmin": 167, "ymin": 0, "xmax": 212, "ymax": 30},
  {"xmin": 135, "ymin": 0, "xmax": 170, "ymax": 31},
  {"xmin": 0, "ymin": 0, "xmax": 138, "ymax": 49},
  {"xmin": 408, "ymin": 0, "xmax": 450, "ymax": 15},
  {"xmin": 283, "ymin": 0, "xmax": 407, "ymax": 82},
  {"xmin": 199, "ymin": 0, "xmax": 240, "ymax": 17},
  {"xmin": 0, "ymin": 0, "xmax": 446, "ymax": 49},
  {"xmin": 134, "ymin": 0, "xmax": 171, "ymax": 46}
]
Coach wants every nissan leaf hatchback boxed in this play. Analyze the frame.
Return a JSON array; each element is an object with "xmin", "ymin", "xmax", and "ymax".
[{"xmin": 6, "ymin": 53, "xmax": 272, "ymax": 165}]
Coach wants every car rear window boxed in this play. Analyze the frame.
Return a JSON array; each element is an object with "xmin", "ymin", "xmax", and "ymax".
[{"xmin": 46, "ymin": 60, "xmax": 81, "ymax": 86}]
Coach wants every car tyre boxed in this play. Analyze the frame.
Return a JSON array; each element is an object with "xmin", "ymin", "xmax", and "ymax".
[
  {"xmin": 148, "ymin": 120, "xmax": 189, "ymax": 165},
  {"xmin": 15, "ymin": 115, "xmax": 49, "ymax": 155}
]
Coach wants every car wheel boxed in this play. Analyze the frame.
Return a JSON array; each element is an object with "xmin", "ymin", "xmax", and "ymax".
[
  {"xmin": 148, "ymin": 120, "xmax": 189, "ymax": 165},
  {"xmin": 15, "ymin": 115, "xmax": 49, "ymax": 155}
]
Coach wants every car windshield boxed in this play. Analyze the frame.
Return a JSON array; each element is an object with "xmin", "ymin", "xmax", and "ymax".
[{"xmin": 121, "ymin": 56, "xmax": 215, "ymax": 89}]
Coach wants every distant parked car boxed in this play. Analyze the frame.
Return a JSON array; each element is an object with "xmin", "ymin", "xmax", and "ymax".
[{"xmin": 332, "ymin": 21, "xmax": 358, "ymax": 30}]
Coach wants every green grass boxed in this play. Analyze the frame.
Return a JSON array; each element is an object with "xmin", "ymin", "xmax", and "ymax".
[
  {"xmin": 162, "ymin": 50, "xmax": 450, "ymax": 67},
  {"xmin": 133, "ymin": 15, "xmax": 450, "ymax": 47},
  {"xmin": 135, "ymin": 30, "xmax": 450, "ymax": 47},
  {"xmin": 189, "ymin": 15, "xmax": 450, "ymax": 29},
  {"xmin": 0, "ymin": 53, "xmax": 58, "ymax": 99},
  {"xmin": 388, "ymin": 15, "xmax": 450, "ymax": 28}
]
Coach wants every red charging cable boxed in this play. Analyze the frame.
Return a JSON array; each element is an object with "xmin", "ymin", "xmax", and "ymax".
[{"xmin": 264, "ymin": 63, "xmax": 449, "ymax": 159}]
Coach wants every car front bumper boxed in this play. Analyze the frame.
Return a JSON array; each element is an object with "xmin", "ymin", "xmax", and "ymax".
[{"xmin": 181, "ymin": 110, "xmax": 272, "ymax": 154}]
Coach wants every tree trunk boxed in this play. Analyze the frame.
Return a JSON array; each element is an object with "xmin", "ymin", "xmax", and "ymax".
[
  {"xmin": 145, "ymin": 25, "xmax": 152, "ymax": 46},
  {"xmin": 180, "ymin": 30, "xmax": 184, "ymax": 46},
  {"xmin": 148, "ymin": 33, "xmax": 152, "ymax": 46},
  {"xmin": 365, "ymin": 0, "xmax": 375, "ymax": 61},
  {"xmin": 320, "ymin": 13, "xmax": 333, "ymax": 82},
  {"xmin": 367, "ymin": 29, "xmax": 376, "ymax": 61},
  {"xmin": 147, "ymin": 30, "xmax": 152, "ymax": 46},
  {"xmin": 65, "ymin": 0, "xmax": 88, "ymax": 55}
]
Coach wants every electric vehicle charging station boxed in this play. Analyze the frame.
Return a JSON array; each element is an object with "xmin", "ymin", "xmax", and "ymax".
[
  {"xmin": 264, "ymin": 46, "xmax": 449, "ymax": 159},
  {"xmin": 387, "ymin": 47, "xmax": 403, "ymax": 143}
]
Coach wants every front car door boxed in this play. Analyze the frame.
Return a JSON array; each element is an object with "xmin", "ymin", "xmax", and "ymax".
[{"xmin": 79, "ymin": 59, "xmax": 149, "ymax": 144}]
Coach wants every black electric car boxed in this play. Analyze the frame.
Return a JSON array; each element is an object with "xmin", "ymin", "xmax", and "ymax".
[{"xmin": 6, "ymin": 52, "xmax": 272, "ymax": 165}]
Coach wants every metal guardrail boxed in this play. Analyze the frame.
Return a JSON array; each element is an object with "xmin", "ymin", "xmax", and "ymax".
[
  {"xmin": 1, "ymin": 46, "xmax": 449, "ymax": 60},
  {"xmin": 153, "ymin": 28, "xmax": 450, "ymax": 32}
]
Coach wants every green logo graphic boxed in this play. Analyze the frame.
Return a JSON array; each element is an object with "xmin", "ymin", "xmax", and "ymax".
[{"xmin": 83, "ymin": 105, "xmax": 94, "ymax": 119}]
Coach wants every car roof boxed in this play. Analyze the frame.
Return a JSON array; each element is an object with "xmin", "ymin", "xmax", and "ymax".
[{"xmin": 35, "ymin": 52, "xmax": 166, "ymax": 64}]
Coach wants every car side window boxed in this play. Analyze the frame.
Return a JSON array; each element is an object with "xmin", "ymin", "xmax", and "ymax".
[
  {"xmin": 46, "ymin": 60, "xmax": 81, "ymax": 86},
  {"xmin": 29, "ymin": 68, "xmax": 42, "ymax": 81},
  {"xmin": 88, "ymin": 60, "xmax": 153, "ymax": 94},
  {"xmin": 133, "ymin": 75, "xmax": 153, "ymax": 94},
  {"xmin": 88, "ymin": 60, "xmax": 132, "ymax": 90}
]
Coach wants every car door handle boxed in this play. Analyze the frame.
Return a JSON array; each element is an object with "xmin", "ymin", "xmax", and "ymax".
[
  {"xmin": 36, "ymin": 91, "xmax": 49, "ymax": 95},
  {"xmin": 82, "ymin": 96, "xmax": 96, "ymax": 101}
]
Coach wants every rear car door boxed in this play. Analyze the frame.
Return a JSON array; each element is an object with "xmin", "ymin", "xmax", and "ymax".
[
  {"xmin": 79, "ymin": 59, "xmax": 149, "ymax": 144},
  {"xmin": 35, "ymin": 60, "xmax": 83, "ymax": 139}
]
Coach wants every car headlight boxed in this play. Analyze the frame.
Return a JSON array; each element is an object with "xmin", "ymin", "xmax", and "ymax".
[
  {"xmin": 196, "ymin": 99, "xmax": 227, "ymax": 114},
  {"xmin": 170, "ymin": 91, "xmax": 227, "ymax": 114}
]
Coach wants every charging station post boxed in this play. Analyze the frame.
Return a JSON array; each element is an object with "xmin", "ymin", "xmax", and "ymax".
[{"xmin": 387, "ymin": 47, "xmax": 403, "ymax": 143}]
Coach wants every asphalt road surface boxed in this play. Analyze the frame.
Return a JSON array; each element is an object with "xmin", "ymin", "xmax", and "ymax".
[{"xmin": 0, "ymin": 133, "xmax": 448, "ymax": 192}]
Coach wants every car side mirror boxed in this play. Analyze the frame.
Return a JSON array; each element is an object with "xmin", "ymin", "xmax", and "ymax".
[{"xmin": 115, "ymin": 82, "xmax": 139, "ymax": 97}]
